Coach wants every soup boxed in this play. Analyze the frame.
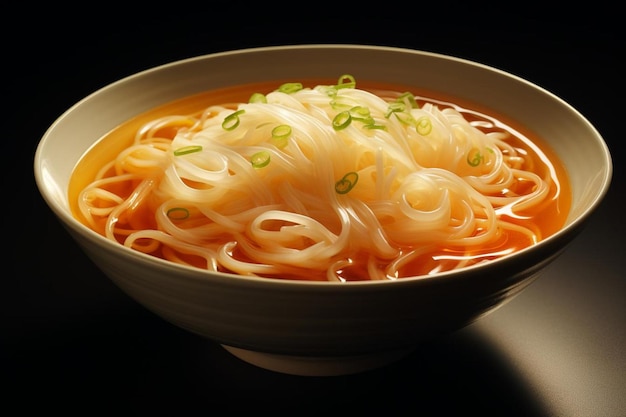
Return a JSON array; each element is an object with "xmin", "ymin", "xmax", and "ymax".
[{"xmin": 69, "ymin": 75, "xmax": 571, "ymax": 282}]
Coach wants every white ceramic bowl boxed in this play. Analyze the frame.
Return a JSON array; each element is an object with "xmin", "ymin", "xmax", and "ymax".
[{"xmin": 34, "ymin": 45, "xmax": 612, "ymax": 376}]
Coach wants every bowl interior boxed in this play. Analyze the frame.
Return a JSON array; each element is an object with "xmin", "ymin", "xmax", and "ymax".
[{"xmin": 35, "ymin": 45, "xmax": 612, "ymax": 242}]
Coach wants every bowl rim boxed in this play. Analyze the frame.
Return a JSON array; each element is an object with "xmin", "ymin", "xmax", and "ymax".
[{"xmin": 33, "ymin": 43, "xmax": 614, "ymax": 288}]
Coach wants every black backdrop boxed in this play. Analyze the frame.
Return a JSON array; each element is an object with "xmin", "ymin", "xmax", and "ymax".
[{"xmin": 6, "ymin": 5, "xmax": 624, "ymax": 416}]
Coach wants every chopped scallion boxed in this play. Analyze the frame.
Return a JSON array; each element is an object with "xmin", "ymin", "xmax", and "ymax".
[
  {"xmin": 271, "ymin": 124, "xmax": 291, "ymax": 148},
  {"xmin": 397, "ymin": 92, "xmax": 419, "ymax": 109},
  {"xmin": 272, "ymin": 124, "xmax": 291, "ymax": 139},
  {"xmin": 335, "ymin": 74, "xmax": 356, "ymax": 89},
  {"xmin": 394, "ymin": 112, "xmax": 416, "ymax": 126},
  {"xmin": 251, "ymin": 150, "xmax": 271, "ymax": 168},
  {"xmin": 222, "ymin": 109, "xmax": 245, "ymax": 131},
  {"xmin": 249, "ymin": 93, "xmax": 267, "ymax": 103},
  {"xmin": 330, "ymin": 98, "xmax": 357, "ymax": 111},
  {"xmin": 278, "ymin": 82, "xmax": 303, "ymax": 94},
  {"xmin": 166, "ymin": 207, "xmax": 190, "ymax": 220},
  {"xmin": 416, "ymin": 116, "xmax": 432, "ymax": 135},
  {"xmin": 363, "ymin": 123, "xmax": 387, "ymax": 131},
  {"xmin": 332, "ymin": 111, "xmax": 352, "ymax": 131},
  {"xmin": 173, "ymin": 145, "xmax": 203, "ymax": 156},
  {"xmin": 384, "ymin": 102, "xmax": 405, "ymax": 118},
  {"xmin": 467, "ymin": 148, "xmax": 483, "ymax": 167},
  {"xmin": 349, "ymin": 106, "xmax": 371, "ymax": 121},
  {"xmin": 335, "ymin": 171, "xmax": 359, "ymax": 194}
]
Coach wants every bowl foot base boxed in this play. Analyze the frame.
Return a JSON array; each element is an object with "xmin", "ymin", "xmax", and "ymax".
[{"xmin": 221, "ymin": 344, "xmax": 415, "ymax": 376}]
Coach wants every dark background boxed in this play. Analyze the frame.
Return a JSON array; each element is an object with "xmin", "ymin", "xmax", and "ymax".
[{"xmin": 6, "ymin": 5, "xmax": 624, "ymax": 416}]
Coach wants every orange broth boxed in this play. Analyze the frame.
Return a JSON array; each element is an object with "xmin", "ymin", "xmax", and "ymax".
[{"xmin": 69, "ymin": 79, "xmax": 571, "ymax": 281}]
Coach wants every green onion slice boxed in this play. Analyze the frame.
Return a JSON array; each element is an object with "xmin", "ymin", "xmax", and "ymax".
[
  {"xmin": 416, "ymin": 116, "xmax": 432, "ymax": 135},
  {"xmin": 166, "ymin": 207, "xmax": 190, "ymax": 220},
  {"xmin": 336, "ymin": 74, "xmax": 356, "ymax": 89},
  {"xmin": 249, "ymin": 93, "xmax": 267, "ymax": 103},
  {"xmin": 330, "ymin": 97, "xmax": 358, "ymax": 111},
  {"xmin": 278, "ymin": 82, "xmax": 303, "ymax": 94},
  {"xmin": 467, "ymin": 148, "xmax": 483, "ymax": 167},
  {"xmin": 384, "ymin": 102, "xmax": 405, "ymax": 118},
  {"xmin": 271, "ymin": 124, "xmax": 291, "ymax": 148},
  {"xmin": 251, "ymin": 150, "xmax": 271, "ymax": 168},
  {"xmin": 272, "ymin": 124, "xmax": 292, "ymax": 139},
  {"xmin": 173, "ymin": 145, "xmax": 203, "ymax": 156},
  {"xmin": 363, "ymin": 123, "xmax": 387, "ymax": 131},
  {"xmin": 332, "ymin": 111, "xmax": 352, "ymax": 131},
  {"xmin": 335, "ymin": 172, "xmax": 359, "ymax": 194},
  {"xmin": 349, "ymin": 106, "xmax": 371, "ymax": 121},
  {"xmin": 397, "ymin": 92, "xmax": 419, "ymax": 109},
  {"xmin": 394, "ymin": 112, "xmax": 416, "ymax": 126},
  {"xmin": 222, "ymin": 109, "xmax": 245, "ymax": 131}
]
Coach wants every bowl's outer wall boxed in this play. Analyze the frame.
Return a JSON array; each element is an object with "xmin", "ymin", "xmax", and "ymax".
[
  {"xmin": 35, "ymin": 45, "xmax": 612, "ymax": 357},
  {"xmin": 71, "ymin": 226, "xmax": 564, "ymax": 355},
  {"xmin": 64, "ymin": 206, "xmax": 574, "ymax": 356}
]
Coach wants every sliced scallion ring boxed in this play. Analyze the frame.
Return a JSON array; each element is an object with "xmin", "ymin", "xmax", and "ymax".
[
  {"xmin": 278, "ymin": 82, "xmax": 303, "ymax": 94},
  {"xmin": 271, "ymin": 125, "xmax": 291, "ymax": 148},
  {"xmin": 332, "ymin": 111, "xmax": 352, "ymax": 131},
  {"xmin": 222, "ymin": 109, "xmax": 245, "ymax": 131},
  {"xmin": 363, "ymin": 123, "xmax": 387, "ymax": 131},
  {"xmin": 336, "ymin": 74, "xmax": 356, "ymax": 89},
  {"xmin": 330, "ymin": 98, "xmax": 357, "ymax": 111},
  {"xmin": 249, "ymin": 93, "xmax": 267, "ymax": 103},
  {"xmin": 335, "ymin": 171, "xmax": 359, "ymax": 194},
  {"xmin": 384, "ymin": 102, "xmax": 405, "ymax": 118},
  {"xmin": 467, "ymin": 148, "xmax": 483, "ymax": 167},
  {"xmin": 416, "ymin": 116, "xmax": 432, "ymax": 135},
  {"xmin": 349, "ymin": 105, "xmax": 371, "ymax": 122},
  {"xmin": 397, "ymin": 92, "xmax": 419, "ymax": 109},
  {"xmin": 166, "ymin": 207, "xmax": 190, "ymax": 220},
  {"xmin": 272, "ymin": 124, "xmax": 291, "ymax": 139},
  {"xmin": 251, "ymin": 150, "xmax": 271, "ymax": 168},
  {"xmin": 173, "ymin": 145, "xmax": 203, "ymax": 156},
  {"xmin": 394, "ymin": 112, "xmax": 416, "ymax": 126}
]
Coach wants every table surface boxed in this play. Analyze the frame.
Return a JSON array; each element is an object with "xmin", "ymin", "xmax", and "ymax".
[{"xmin": 7, "ymin": 7, "xmax": 624, "ymax": 416}]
